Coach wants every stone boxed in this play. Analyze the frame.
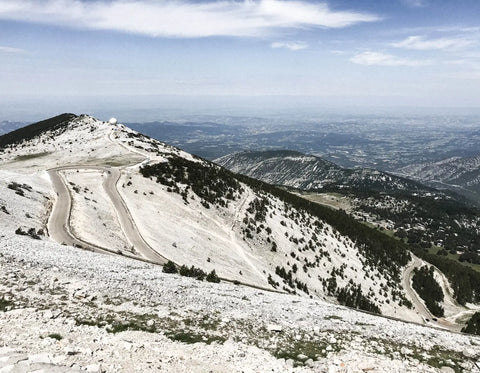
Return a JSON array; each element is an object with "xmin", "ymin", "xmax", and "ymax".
[
  {"xmin": 297, "ymin": 354, "xmax": 308, "ymax": 361},
  {"xmin": 85, "ymin": 363, "xmax": 102, "ymax": 372},
  {"xmin": 440, "ymin": 367, "xmax": 455, "ymax": 373},
  {"xmin": 266, "ymin": 324, "xmax": 282, "ymax": 333},
  {"xmin": 28, "ymin": 353, "xmax": 52, "ymax": 364}
]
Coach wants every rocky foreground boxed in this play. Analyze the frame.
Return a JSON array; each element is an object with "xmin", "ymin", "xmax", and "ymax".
[{"xmin": 0, "ymin": 234, "xmax": 479, "ymax": 373}]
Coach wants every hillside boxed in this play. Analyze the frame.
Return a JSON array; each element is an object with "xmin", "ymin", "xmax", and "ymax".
[
  {"xmin": 2, "ymin": 230, "xmax": 479, "ymax": 372},
  {"xmin": 1, "ymin": 114, "xmax": 480, "ymax": 371},
  {"xmin": 398, "ymin": 154, "xmax": 480, "ymax": 202},
  {"xmin": 216, "ymin": 150, "xmax": 480, "ymax": 304},
  {"xmin": 215, "ymin": 150, "xmax": 431, "ymax": 193}
]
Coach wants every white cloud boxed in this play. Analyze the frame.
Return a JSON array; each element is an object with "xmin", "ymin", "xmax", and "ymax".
[
  {"xmin": 392, "ymin": 36, "xmax": 474, "ymax": 50},
  {"xmin": 401, "ymin": 0, "xmax": 427, "ymax": 8},
  {"xmin": 0, "ymin": 0, "xmax": 379, "ymax": 38},
  {"xmin": 271, "ymin": 41, "xmax": 308, "ymax": 50},
  {"xmin": 350, "ymin": 51, "xmax": 431, "ymax": 67},
  {"xmin": 0, "ymin": 46, "xmax": 26, "ymax": 53}
]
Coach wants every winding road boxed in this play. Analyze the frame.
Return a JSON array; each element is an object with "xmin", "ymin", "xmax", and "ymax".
[
  {"xmin": 47, "ymin": 165, "xmax": 167, "ymax": 264},
  {"xmin": 44, "ymin": 128, "xmax": 470, "ymax": 331},
  {"xmin": 401, "ymin": 255, "xmax": 434, "ymax": 322}
]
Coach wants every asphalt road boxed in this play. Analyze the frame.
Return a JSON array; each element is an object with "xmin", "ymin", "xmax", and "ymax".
[
  {"xmin": 401, "ymin": 255, "xmax": 433, "ymax": 323},
  {"xmin": 47, "ymin": 165, "xmax": 167, "ymax": 264}
]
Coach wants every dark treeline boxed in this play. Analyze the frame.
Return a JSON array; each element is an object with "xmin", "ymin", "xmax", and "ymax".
[{"xmin": 411, "ymin": 266, "xmax": 444, "ymax": 317}]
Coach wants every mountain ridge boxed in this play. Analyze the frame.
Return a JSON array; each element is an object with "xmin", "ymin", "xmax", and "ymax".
[
  {"xmin": 215, "ymin": 149, "xmax": 434, "ymax": 193},
  {"xmin": 0, "ymin": 114, "xmax": 479, "ymax": 339}
]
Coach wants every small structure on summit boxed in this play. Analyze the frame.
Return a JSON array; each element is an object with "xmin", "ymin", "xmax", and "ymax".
[{"xmin": 109, "ymin": 117, "xmax": 118, "ymax": 126}]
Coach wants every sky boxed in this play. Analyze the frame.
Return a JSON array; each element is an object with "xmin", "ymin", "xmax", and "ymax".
[{"xmin": 1, "ymin": 0, "xmax": 480, "ymax": 120}]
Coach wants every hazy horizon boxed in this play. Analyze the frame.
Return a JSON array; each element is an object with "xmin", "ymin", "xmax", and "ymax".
[
  {"xmin": 2, "ymin": 94, "xmax": 480, "ymax": 123},
  {"xmin": 1, "ymin": 0, "xmax": 480, "ymax": 122}
]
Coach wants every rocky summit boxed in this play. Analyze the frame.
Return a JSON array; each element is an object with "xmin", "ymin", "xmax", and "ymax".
[{"xmin": 0, "ymin": 114, "xmax": 479, "ymax": 372}]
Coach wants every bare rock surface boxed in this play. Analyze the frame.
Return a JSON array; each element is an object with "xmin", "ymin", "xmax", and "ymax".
[{"xmin": 0, "ymin": 234, "xmax": 479, "ymax": 372}]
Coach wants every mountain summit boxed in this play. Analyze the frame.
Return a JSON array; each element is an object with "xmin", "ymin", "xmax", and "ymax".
[{"xmin": 0, "ymin": 114, "xmax": 479, "ymax": 372}]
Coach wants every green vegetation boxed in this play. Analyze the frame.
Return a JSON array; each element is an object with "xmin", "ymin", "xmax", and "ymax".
[
  {"xmin": 162, "ymin": 261, "xmax": 222, "ymax": 284},
  {"xmin": 412, "ymin": 248, "xmax": 480, "ymax": 305},
  {"xmin": 140, "ymin": 154, "xmax": 480, "ymax": 308},
  {"xmin": 165, "ymin": 331, "xmax": 225, "ymax": 345},
  {"xmin": 14, "ymin": 152, "xmax": 50, "ymax": 161},
  {"xmin": 411, "ymin": 266, "xmax": 444, "ymax": 317},
  {"xmin": 140, "ymin": 157, "xmax": 242, "ymax": 208},
  {"xmin": 428, "ymin": 246, "xmax": 480, "ymax": 273},
  {"xmin": 76, "ymin": 313, "xmax": 157, "ymax": 334},
  {"xmin": 336, "ymin": 284, "xmax": 381, "ymax": 314},
  {"xmin": 206, "ymin": 270, "xmax": 220, "ymax": 283},
  {"xmin": 235, "ymin": 172, "xmax": 411, "ymax": 279},
  {"xmin": 179, "ymin": 265, "xmax": 206, "ymax": 280},
  {"xmin": 141, "ymin": 157, "xmax": 412, "ymax": 281},
  {"xmin": 273, "ymin": 338, "xmax": 341, "ymax": 365},
  {"xmin": 47, "ymin": 333, "xmax": 63, "ymax": 341},
  {"xmin": 0, "ymin": 297, "xmax": 14, "ymax": 312},
  {"xmin": 162, "ymin": 260, "xmax": 177, "ymax": 274},
  {"xmin": 0, "ymin": 113, "xmax": 77, "ymax": 149},
  {"xmin": 461, "ymin": 312, "xmax": 480, "ymax": 335}
]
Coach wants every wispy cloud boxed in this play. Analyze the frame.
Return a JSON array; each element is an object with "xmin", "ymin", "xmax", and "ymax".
[
  {"xmin": 401, "ymin": 0, "xmax": 427, "ymax": 8},
  {"xmin": 271, "ymin": 41, "xmax": 308, "ymax": 50},
  {"xmin": 350, "ymin": 51, "xmax": 431, "ymax": 67},
  {"xmin": 0, "ymin": 0, "xmax": 380, "ymax": 38},
  {"xmin": 392, "ymin": 36, "xmax": 474, "ymax": 50},
  {"xmin": 0, "ymin": 45, "xmax": 26, "ymax": 53}
]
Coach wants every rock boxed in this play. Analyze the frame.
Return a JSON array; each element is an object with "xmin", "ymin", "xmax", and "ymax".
[
  {"xmin": 63, "ymin": 347, "xmax": 78, "ymax": 356},
  {"xmin": 146, "ymin": 319, "xmax": 154, "ymax": 327},
  {"xmin": 28, "ymin": 353, "xmax": 52, "ymax": 364},
  {"xmin": 297, "ymin": 354, "xmax": 308, "ymax": 361},
  {"xmin": 305, "ymin": 358, "xmax": 314, "ymax": 367},
  {"xmin": 285, "ymin": 359, "xmax": 294, "ymax": 367},
  {"xmin": 328, "ymin": 336, "xmax": 337, "ymax": 344},
  {"xmin": 85, "ymin": 363, "xmax": 102, "ymax": 372},
  {"xmin": 400, "ymin": 346, "xmax": 413, "ymax": 355},
  {"xmin": 463, "ymin": 348, "xmax": 476, "ymax": 358},
  {"xmin": 440, "ymin": 367, "xmax": 455, "ymax": 373},
  {"xmin": 267, "ymin": 324, "xmax": 282, "ymax": 333},
  {"xmin": 326, "ymin": 345, "xmax": 333, "ymax": 352}
]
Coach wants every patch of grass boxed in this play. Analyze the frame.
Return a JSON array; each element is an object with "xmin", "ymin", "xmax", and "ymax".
[
  {"xmin": 165, "ymin": 331, "xmax": 226, "ymax": 345},
  {"xmin": 323, "ymin": 315, "xmax": 343, "ymax": 320},
  {"xmin": 0, "ymin": 297, "xmax": 14, "ymax": 312},
  {"xmin": 47, "ymin": 333, "xmax": 63, "ymax": 341},
  {"xmin": 428, "ymin": 246, "xmax": 480, "ymax": 273},
  {"xmin": 273, "ymin": 338, "xmax": 341, "ymax": 366},
  {"xmin": 76, "ymin": 313, "xmax": 158, "ymax": 334},
  {"xmin": 14, "ymin": 152, "xmax": 50, "ymax": 161}
]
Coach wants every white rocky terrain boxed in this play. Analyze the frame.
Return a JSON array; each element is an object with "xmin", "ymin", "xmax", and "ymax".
[
  {"xmin": 0, "ymin": 114, "xmax": 479, "ymax": 372},
  {"xmin": 397, "ymin": 155, "xmax": 480, "ymax": 201},
  {"xmin": 215, "ymin": 150, "xmax": 429, "ymax": 192}
]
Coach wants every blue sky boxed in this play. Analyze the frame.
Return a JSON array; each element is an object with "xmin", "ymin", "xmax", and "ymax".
[{"xmin": 1, "ymin": 0, "xmax": 480, "ymax": 119}]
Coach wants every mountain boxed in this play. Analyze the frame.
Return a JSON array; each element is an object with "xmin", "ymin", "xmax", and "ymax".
[
  {"xmin": 397, "ymin": 154, "xmax": 480, "ymax": 202},
  {"xmin": 216, "ymin": 149, "xmax": 480, "ymax": 288},
  {"xmin": 1, "ymin": 114, "xmax": 479, "ymax": 371},
  {"xmin": 215, "ymin": 150, "xmax": 432, "ymax": 193}
]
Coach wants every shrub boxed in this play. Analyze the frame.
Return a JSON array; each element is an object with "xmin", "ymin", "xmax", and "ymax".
[
  {"xmin": 162, "ymin": 260, "xmax": 177, "ymax": 274},
  {"xmin": 206, "ymin": 270, "xmax": 220, "ymax": 283},
  {"xmin": 461, "ymin": 312, "xmax": 480, "ymax": 335}
]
